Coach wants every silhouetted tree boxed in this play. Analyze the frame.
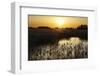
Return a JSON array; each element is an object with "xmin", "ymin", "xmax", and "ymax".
[
  {"xmin": 38, "ymin": 26, "xmax": 51, "ymax": 29},
  {"xmin": 77, "ymin": 24, "xmax": 87, "ymax": 29}
]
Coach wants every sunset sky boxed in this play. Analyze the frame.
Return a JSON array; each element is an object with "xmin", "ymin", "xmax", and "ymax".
[{"xmin": 28, "ymin": 15, "xmax": 88, "ymax": 28}]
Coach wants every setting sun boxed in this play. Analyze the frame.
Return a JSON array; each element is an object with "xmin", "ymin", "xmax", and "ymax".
[
  {"xmin": 56, "ymin": 18, "xmax": 64, "ymax": 25},
  {"xmin": 55, "ymin": 18, "xmax": 65, "ymax": 28}
]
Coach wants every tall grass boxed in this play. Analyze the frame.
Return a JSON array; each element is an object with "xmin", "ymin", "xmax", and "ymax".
[{"xmin": 29, "ymin": 39, "xmax": 88, "ymax": 60}]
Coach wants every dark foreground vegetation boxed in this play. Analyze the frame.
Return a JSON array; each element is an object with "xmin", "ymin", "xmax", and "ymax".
[{"xmin": 28, "ymin": 25, "xmax": 88, "ymax": 60}]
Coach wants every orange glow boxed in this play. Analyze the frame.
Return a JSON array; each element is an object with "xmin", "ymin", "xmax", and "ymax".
[
  {"xmin": 28, "ymin": 15, "xmax": 88, "ymax": 28},
  {"xmin": 55, "ymin": 18, "xmax": 65, "ymax": 28}
]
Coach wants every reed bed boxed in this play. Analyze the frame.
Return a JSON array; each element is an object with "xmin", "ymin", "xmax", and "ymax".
[{"xmin": 29, "ymin": 39, "xmax": 88, "ymax": 60}]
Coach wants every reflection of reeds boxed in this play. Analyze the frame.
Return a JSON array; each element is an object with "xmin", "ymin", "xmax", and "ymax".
[{"xmin": 29, "ymin": 40, "xmax": 88, "ymax": 60}]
